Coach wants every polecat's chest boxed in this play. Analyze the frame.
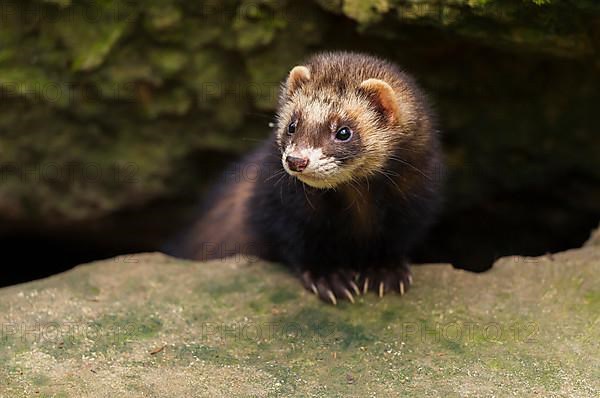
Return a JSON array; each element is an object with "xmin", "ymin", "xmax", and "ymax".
[{"xmin": 288, "ymin": 183, "xmax": 397, "ymax": 241}]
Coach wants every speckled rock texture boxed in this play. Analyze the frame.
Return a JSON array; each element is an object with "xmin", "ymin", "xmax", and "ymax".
[{"xmin": 1, "ymin": 242, "xmax": 598, "ymax": 397}]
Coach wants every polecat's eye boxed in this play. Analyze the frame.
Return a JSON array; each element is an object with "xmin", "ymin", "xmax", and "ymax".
[
  {"xmin": 335, "ymin": 127, "xmax": 353, "ymax": 141},
  {"xmin": 288, "ymin": 121, "xmax": 297, "ymax": 135}
]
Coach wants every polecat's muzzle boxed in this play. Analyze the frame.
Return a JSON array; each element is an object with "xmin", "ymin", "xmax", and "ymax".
[{"xmin": 286, "ymin": 155, "xmax": 309, "ymax": 172}]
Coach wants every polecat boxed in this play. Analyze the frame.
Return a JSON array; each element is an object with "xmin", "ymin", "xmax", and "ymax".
[{"xmin": 165, "ymin": 52, "xmax": 444, "ymax": 304}]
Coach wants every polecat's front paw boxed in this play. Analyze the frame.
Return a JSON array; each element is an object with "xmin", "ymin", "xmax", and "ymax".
[
  {"xmin": 358, "ymin": 266, "xmax": 413, "ymax": 298},
  {"xmin": 300, "ymin": 270, "xmax": 361, "ymax": 305},
  {"xmin": 300, "ymin": 266, "xmax": 412, "ymax": 305}
]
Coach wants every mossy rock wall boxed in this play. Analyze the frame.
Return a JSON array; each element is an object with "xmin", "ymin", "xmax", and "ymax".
[{"xmin": 1, "ymin": 0, "xmax": 599, "ymax": 260}]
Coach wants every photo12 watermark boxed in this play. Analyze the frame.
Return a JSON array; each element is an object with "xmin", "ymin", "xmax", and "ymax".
[
  {"xmin": 0, "ymin": 1, "xmax": 137, "ymax": 24},
  {"xmin": 0, "ymin": 162, "xmax": 139, "ymax": 185},
  {"xmin": 398, "ymin": 321, "xmax": 539, "ymax": 344},
  {"xmin": 196, "ymin": 82, "xmax": 280, "ymax": 105},
  {"xmin": 1, "ymin": 320, "xmax": 155, "ymax": 347},
  {"xmin": 0, "ymin": 81, "xmax": 137, "ymax": 106},
  {"xmin": 196, "ymin": 320, "xmax": 540, "ymax": 345}
]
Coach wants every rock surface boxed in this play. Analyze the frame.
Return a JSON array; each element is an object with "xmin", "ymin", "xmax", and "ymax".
[
  {"xmin": 1, "ymin": 245, "xmax": 598, "ymax": 397},
  {"xmin": 585, "ymin": 223, "xmax": 600, "ymax": 248}
]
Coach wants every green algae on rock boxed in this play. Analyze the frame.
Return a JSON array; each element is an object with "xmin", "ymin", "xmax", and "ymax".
[{"xmin": 0, "ymin": 244, "xmax": 599, "ymax": 396}]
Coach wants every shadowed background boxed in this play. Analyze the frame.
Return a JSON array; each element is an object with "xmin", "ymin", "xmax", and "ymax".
[{"xmin": 1, "ymin": 0, "xmax": 599, "ymax": 286}]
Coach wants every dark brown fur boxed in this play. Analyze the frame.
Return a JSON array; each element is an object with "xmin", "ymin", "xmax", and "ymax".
[{"xmin": 165, "ymin": 52, "xmax": 444, "ymax": 304}]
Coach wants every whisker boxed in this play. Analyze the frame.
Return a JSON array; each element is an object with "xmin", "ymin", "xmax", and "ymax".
[
  {"xmin": 385, "ymin": 156, "xmax": 431, "ymax": 180},
  {"xmin": 375, "ymin": 169, "xmax": 408, "ymax": 201},
  {"xmin": 264, "ymin": 169, "xmax": 286, "ymax": 182},
  {"xmin": 349, "ymin": 179, "xmax": 364, "ymax": 201},
  {"xmin": 273, "ymin": 173, "xmax": 286, "ymax": 187},
  {"xmin": 302, "ymin": 183, "xmax": 315, "ymax": 210}
]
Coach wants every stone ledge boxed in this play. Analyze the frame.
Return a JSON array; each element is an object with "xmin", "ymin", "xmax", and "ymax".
[{"xmin": 0, "ymin": 245, "xmax": 598, "ymax": 397}]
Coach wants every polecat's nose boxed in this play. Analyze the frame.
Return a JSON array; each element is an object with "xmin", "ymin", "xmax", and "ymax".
[{"xmin": 286, "ymin": 155, "xmax": 309, "ymax": 172}]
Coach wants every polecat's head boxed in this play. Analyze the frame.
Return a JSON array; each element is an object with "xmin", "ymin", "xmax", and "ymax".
[{"xmin": 275, "ymin": 54, "xmax": 417, "ymax": 189}]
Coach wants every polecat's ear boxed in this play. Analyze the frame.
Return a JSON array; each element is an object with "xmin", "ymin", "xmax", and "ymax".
[
  {"xmin": 359, "ymin": 79, "xmax": 401, "ymax": 123},
  {"xmin": 286, "ymin": 66, "xmax": 311, "ymax": 97}
]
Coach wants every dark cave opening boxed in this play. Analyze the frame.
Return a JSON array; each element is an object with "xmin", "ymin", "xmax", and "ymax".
[{"xmin": 1, "ymin": 191, "xmax": 597, "ymax": 288}]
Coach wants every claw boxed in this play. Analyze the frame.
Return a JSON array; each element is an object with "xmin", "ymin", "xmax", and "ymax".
[
  {"xmin": 326, "ymin": 290, "xmax": 337, "ymax": 305},
  {"xmin": 363, "ymin": 277, "xmax": 369, "ymax": 294},
  {"xmin": 310, "ymin": 283, "xmax": 318, "ymax": 295},
  {"xmin": 343, "ymin": 288, "xmax": 355, "ymax": 304},
  {"xmin": 399, "ymin": 281, "xmax": 405, "ymax": 296},
  {"xmin": 408, "ymin": 274, "xmax": 413, "ymax": 285},
  {"xmin": 349, "ymin": 281, "xmax": 360, "ymax": 296},
  {"xmin": 378, "ymin": 282, "xmax": 384, "ymax": 298}
]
